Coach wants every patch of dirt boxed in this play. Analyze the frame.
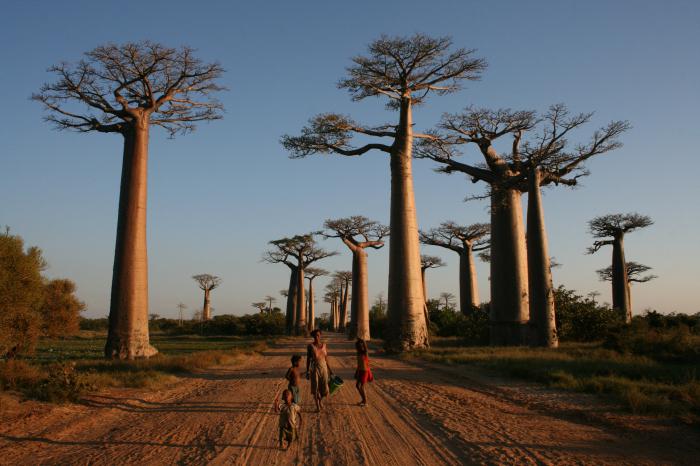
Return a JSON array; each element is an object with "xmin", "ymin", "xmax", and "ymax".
[{"xmin": 0, "ymin": 334, "xmax": 697, "ymax": 465}]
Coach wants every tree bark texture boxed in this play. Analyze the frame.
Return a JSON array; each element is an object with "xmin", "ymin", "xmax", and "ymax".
[
  {"xmin": 612, "ymin": 235, "xmax": 631, "ymax": 323},
  {"xmin": 285, "ymin": 267, "xmax": 298, "ymax": 335},
  {"xmin": 349, "ymin": 249, "xmax": 370, "ymax": 340},
  {"xmin": 307, "ymin": 278, "xmax": 315, "ymax": 332},
  {"xmin": 489, "ymin": 187, "xmax": 529, "ymax": 346},
  {"xmin": 202, "ymin": 288, "xmax": 212, "ymax": 321},
  {"xmin": 295, "ymin": 264, "xmax": 306, "ymax": 335},
  {"xmin": 105, "ymin": 121, "xmax": 157, "ymax": 359},
  {"xmin": 386, "ymin": 98, "xmax": 429, "ymax": 352},
  {"xmin": 459, "ymin": 247, "xmax": 480, "ymax": 314},
  {"xmin": 340, "ymin": 280, "xmax": 350, "ymax": 332},
  {"xmin": 526, "ymin": 169, "xmax": 558, "ymax": 347}
]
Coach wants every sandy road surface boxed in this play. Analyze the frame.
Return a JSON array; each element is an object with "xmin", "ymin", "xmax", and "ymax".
[{"xmin": 0, "ymin": 333, "xmax": 698, "ymax": 465}]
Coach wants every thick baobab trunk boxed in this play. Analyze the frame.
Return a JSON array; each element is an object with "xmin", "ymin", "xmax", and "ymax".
[
  {"xmin": 386, "ymin": 98, "xmax": 429, "ymax": 352},
  {"xmin": 459, "ymin": 247, "xmax": 480, "ymax": 314},
  {"xmin": 340, "ymin": 280, "xmax": 350, "ymax": 331},
  {"xmin": 295, "ymin": 265, "xmax": 307, "ymax": 335},
  {"xmin": 106, "ymin": 122, "xmax": 157, "ymax": 359},
  {"xmin": 331, "ymin": 301, "xmax": 337, "ymax": 331},
  {"xmin": 349, "ymin": 250, "xmax": 370, "ymax": 340},
  {"xmin": 421, "ymin": 268, "xmax": 428, "ymax": 303},
  {"xmin": 526, "ymin": 169, "xmax": 558, "ymax": 347},
  {"xmin": 612, "ymin": 235, "xmax": 631, "ymax": 323},
  {"xmin": 202, "ymin": 288, "xmax": 212, "ymax": 320},
  {"xmin": 285, "ymin": 267, "xmax": 298, "ymax": 335},
  {"xmin": 307, "ymin": 278, "xmax": 315, "ymax": 332},
  {"xmin": 489, "ymin": 187, "xmax": 529, "ymax": 346}
]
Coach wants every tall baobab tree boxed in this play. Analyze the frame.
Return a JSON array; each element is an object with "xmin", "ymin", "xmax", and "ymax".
[
  {"xmin": 282, "ymin": 34, "xmax": 486, "ymax": 352},
  {"xmin": 34, "ymin": 42, "xmax": 225, "ymax": 359},
  {"xmin": 323, "ymin": 216, "xmax": 389, "ymax": 340},
  {"xmin": 324, "ymin": 282, "xmax": 341, "ymax": 330},
  {"xmin": 416, "ymin": 108, "xmax": 537, "ymax": 345},
  {"xmin": 265, "ymin": 295, "xmax": 277, "ymax": 314},
  {"xmin": 334, "ymin": 271, "xmax": 353, "ymax": 332},
  {"xmin": 192, "ymin": 274, "xmax": 221, "ymax": 321},
  {"xmin": 420, "ymin": 255, "xmax": 445, "ymax": 305},
  {"xmin": 420, "ymin": 222, "xmax": 490, "ymax": 314},
  {"xmin": 304, "ymin": 267, "xmax": 328, "ymax": 332},
  {"xmin": 252, "ymin": 302, "xmax": 267, "ymax": 313},
  {"xmin": 264, "ymin": 235, "xmax": 335, "ymax": 335},
  {"xmin": 588, "ymin": 213, "xmax": 653, "ymax": 323},
  {"xmin": 597, "ymin": 261, "xmax": 656, "ymax": 312},
  {"xmin": 177, "ymin": 302, "xmax": 187, "ymax": 327}
]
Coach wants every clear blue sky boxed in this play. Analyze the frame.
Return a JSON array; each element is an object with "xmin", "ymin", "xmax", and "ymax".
[{"xmin": 1, "ymin": 0, "xmax": 698, "ymax": 318}]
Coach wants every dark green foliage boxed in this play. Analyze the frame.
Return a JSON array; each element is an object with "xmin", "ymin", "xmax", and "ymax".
[
  {"xmin": 79, "ymin": 317, "xmax": 109, "ymax": 331},
  {"xmin": 555, "ymin": 286, "xmax": 621, "ymax": 341},
  {"xmin": 369, "ymin": 301, "xmax": 387, "ymax": 339},
  {"xmin": 143, "ymin": 312, "xmax": 286, "ymax": 336},
  {"xmin": 28, "ymin": 362, "xmax": 96, "ymax": 402},
  {"xmin": 427, "ymin": 299, "xmax": 489, "ymax": 344}
]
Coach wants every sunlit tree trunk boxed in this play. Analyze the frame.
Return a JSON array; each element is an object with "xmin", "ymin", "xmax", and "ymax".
[
  {"xmin": 295, "ymin": 262, "xmax": 306, "ymax": 335},
  {"xmin": 106, "ymin": 121, "xmax": 157, "ymax": 359},
  {"xmin": 340, "ymin": 280, "xmax": 350, "ymax": 331},
  {"xmin": 386, "ymin": 98, "xmax": 429, "ymax": 351},
  {"xmin": 202, "ymin": 288, "xmax": 212, "ymax": 321},
  {"xmin": 460, "ymin": 246, "xmax": 480, "ymax": 314},
  {"xmin": 285, "ymin": 267, "xmax": 298, "ymax": 335},
  {"xmin": 526, "ymin": 168, "xmax": 558, "ymax": 347},
  {"xmin": 612, "ymin": 234, "xmax": 631, "ymax": 323},
  {"xmin": 307, "ymin": 279, "xmax": 315, "ymax": 332},
  {"xmin": 489, "ymin": 187, "xmax": 529, "ymax": 346},
  {"xmin": 349, "ymin": 249, "xmax": 370, "ymax": 340}
]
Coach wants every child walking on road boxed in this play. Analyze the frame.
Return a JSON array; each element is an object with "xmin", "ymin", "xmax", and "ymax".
[
  {"xmin": 354, "ymin": 338, "xmax": 373, "ymax": 407},
  {"xmin": 285, "ymin": 355, "xmax": 302, "ymax": 404},
  {"xmin": 274, "ymin": 389, "xmax": 302, "ymax": 450}
]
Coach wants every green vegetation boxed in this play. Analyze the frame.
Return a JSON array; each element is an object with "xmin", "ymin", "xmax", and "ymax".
[
  {"xmin": 406, "ymin": 317, "xmax": 700, "ymax": 422},
  {"xmin": 0, "ymin": 334, "xmax": 269, "ymax": 403}
]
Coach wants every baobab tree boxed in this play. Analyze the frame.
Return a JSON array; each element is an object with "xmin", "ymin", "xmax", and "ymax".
[
  {"xmin": 517, "ymin": 105, "xmax": 629, "ymax": 347},
  {"xmin": 282, "ymin": 34, "xmax": 486, "ymax": 352},
  {"xmin": 265, "ymin": 295, "xmax": 277, "ymax": 314},
  {"xmin": 588, "ymin": 213, "xmax": 653, "ymax": 323},
  {"xmin": 304, "ymin": 267, "xmax": 328, "ymax": 332},
  {"xmin": 252, "ymin": 302, "xmax": 267, "ymax": 313},
  {"xmin": 420, "ymin": 222, "xmax": 489, "ymax": 314},
  {"xmin": 264, "ymin": 235, "xmax": 335, "ymax": 335},
  {"xmin": 192, "ymin": 274, "xmax": 221, "ymax": 321},
  {"xmin": 439, "ymin": 292, "xmax": 456, "ymax": 310},
  {"xmin": 416, "ymin": 108, "xmax": 537, "ymax": 345},
  {"xmin": 420, "ymin": 255, "xmax": 445, "ymax": 305},
  {"xmin": 33, "ymin": 42, "xmax": 225, "ymax": 359},
  {"xmin": 324, "ymin": 283, "xmax": 341, "ymax": 330},
  {"xmin": 333, "ymin": 271, "xmax": 353, "ymax": 332},
  {"xmin": 323, "ymin": 216, "xmax": 389, "ymax": 340},
  {"xmin": 597, "ymin": 261, "xmax": 656, "ymax": 311}
]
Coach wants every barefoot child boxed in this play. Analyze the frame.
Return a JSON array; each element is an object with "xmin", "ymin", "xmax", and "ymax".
[
  {"xmin": 285, "ymin": 355, "xmax": 302, "ymax": 404},
  {"xmin": 274, "ymin": 389, "xmax": 302, "ymax": 450},
  {"xmin": 354, "ymin": 338, "xmax": 373, "ymax": 407}
]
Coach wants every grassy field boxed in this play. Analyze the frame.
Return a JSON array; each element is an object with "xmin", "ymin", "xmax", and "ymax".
[
  {"xmin": 0, "ymin": 333, "xmax": 270, "ymax": 402},
  {"xmin": 405, "ymin": 338, "xmax": 700, "ymax": 422}
]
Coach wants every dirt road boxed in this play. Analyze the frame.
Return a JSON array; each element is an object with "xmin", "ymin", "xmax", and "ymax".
[{"xmin": 0, "ymin": 333, "xmax": 697, "ymax": 465}]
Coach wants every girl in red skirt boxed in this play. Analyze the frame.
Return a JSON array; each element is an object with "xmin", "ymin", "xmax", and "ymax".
[{"xmin": 354, "ymin": 338, "xmax": 373, "ymax": 407}]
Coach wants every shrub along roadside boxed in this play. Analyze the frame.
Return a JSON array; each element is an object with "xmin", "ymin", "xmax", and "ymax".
[
  {"xmin": 404, "ymin": 339, "xmax": 700, "ymax": 422},
  {"xmin": 0, "ymin": 336, "xmax": 269, "ymax": 403}
]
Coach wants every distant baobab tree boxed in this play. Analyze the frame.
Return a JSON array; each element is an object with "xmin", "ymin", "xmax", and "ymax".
[
  {"xmin": 192, "ymin": 274, "xmax": 221, "ymax": 321},
  {"xmin": 33, "ymin": 42, "xmax": 225, "ymax": 359},
  {"xmin": 177, "ymin": 303, "xmax": 187, "ymax": 327},
  {"xmin": 597, "ymin": 261, "xmax": 656, "ymax": 316},
  {"xmin": 439, "ymin": 292, "xmax": 456, "ymax": 310},
  {"xmin": 420, "ymin": 255, "xmax": 445, "ymax": 305},
  {"xmin": 323, "ymin": 216, "xmax": 388, "ymax": 340},
  {"xmin": 588, "ymin": 213, "xmax": 653, "ymax": 323},
  {"xmin": 334, "ymin": 271, "xmax": 353, "ymax": 332},
  {"xmin": 252, "ymin": 302, "xmax": 267, "ymax": 313},
  {"xmin": 420, "ymin": 222, "xmax": 489, "ymax": 314},
  {"xmin": 282, "ymin": 34, "xmax": 486, "ymax": 352},
  {"xmin": 418, "ymin": 105, "xmax": 628, "ymax": 347},
  {"xmin": 304, "ymin": 267, "xmax": 328, "ymax": 332},
  {"xmin": 265, "ymin": 295, "xmax": 277, "ymax": 314},
  {"xmin": 264, "ymin": 235, "xmax": 335, "ymax": 335}
]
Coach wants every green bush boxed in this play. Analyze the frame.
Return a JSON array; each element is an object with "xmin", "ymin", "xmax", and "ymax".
[
  {"xmin": 27, "ymin": 362, "xmax": 96, "ymax": 403},
  {"xmin": 555, "ymin": 286, "xmax": 621, "ymax": 341}
]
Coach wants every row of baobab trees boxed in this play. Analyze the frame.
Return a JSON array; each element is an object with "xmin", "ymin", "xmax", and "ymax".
[{"xmin": 33, "ymin": 34, "xmax": 651, "ymax": 358}]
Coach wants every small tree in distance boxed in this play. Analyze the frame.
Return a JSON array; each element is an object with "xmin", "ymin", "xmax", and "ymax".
[
  {"xmin": 34, "ymin": 42, "xmax": 225, "ymax": 359},
  {"xmin": 192, "ymin": 274, "xmax": 221, "ymax": 321},
  {"xmin": 588, "ymin": 213, "xmax": 653, "ymax": 323}
]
